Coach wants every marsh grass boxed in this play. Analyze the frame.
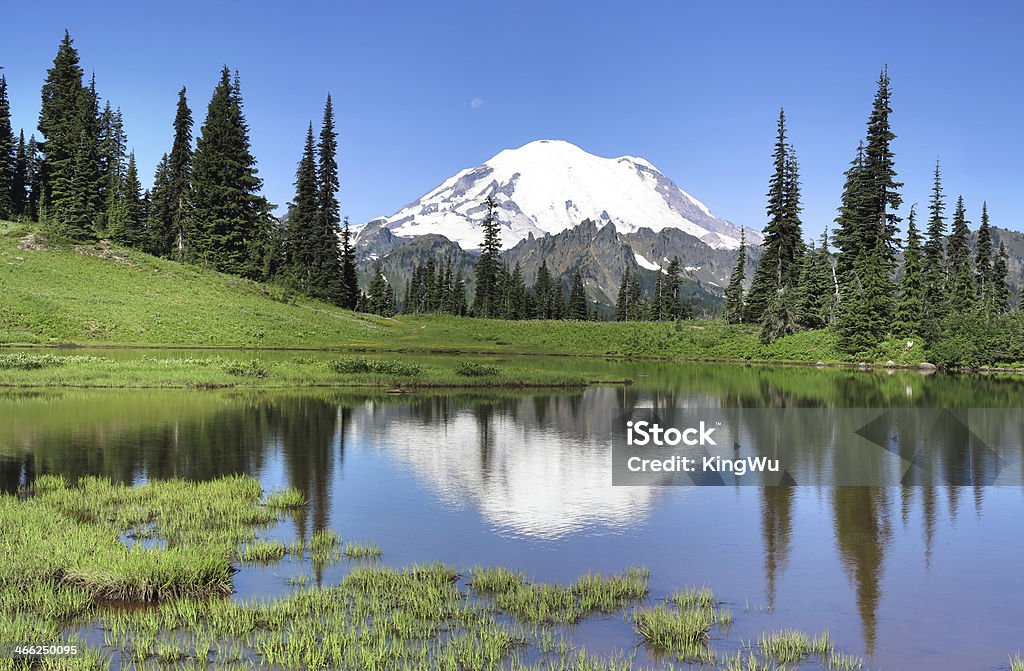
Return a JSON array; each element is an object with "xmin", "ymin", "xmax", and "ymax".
[
  {"xmin": 470, "ymin": 566, "xmax": 648, "ymax": 624},
  {"xmin": 342, "ymin": 540, "xmax": 382, "ymax": 559},
  {"xmin": 829, "ymin": 651, "xmax": 865, "ymax": 670},
  {"xmin": 0, "ymin": 474, "xmax": 884, "ymax": 670},
  {"xmin": 1011, "ymin": 652, "xmax": 1024, "ymax": 671},
  {"xmin": 238, "ymin": 539, "xmax": 287, "ymax": 563},
  {"xmin": 264, "ymin": 487, "xmax": 306, "ymax": 509},
  {"xmin": 631, "ymin": 585, "xmax": 731, "ymax": 661},
  {"xmin": 759, "ymin": 629, "xmax": 833, "ymax": 663}
]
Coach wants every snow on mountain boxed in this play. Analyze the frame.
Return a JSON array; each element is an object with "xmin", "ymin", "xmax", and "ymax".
[{"xmin": 363, "ymin": 139, "xmax": 761, "ymax": 251}]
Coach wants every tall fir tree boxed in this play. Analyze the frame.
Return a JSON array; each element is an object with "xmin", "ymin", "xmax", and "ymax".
[
  {"xmin": 945, "ymin": 195, "xmax": 974, "ymax": 314},
  {"xmin": 568, "ymin": 271, "xmax": 587, "ymax": 320},
  {"xmin": 975, "ymin": 201, "xmax": 993, "ymax": 308},
  {"xmin": 366, "ymin": 264, "xmax": 394, "ymax": 316},
  {"xmin": 38, "ymin": 32, "xmax": 87, "ymax": 232},
  {"xmin": 836, "ymin": 241, "xmax": 894, "ymax": 354},
  {"xmin": 746, "ymin": 109, "xmax": 804, "ymax": 323},
  {"xmin": 188, "ymin": 67, "xmax": 272, "ymax": 278},
  {"xmin": 992, "ymin": 242, "xmax": 1010, "ymax": 314},
  {"xmin": 662, "ymin": 257, "xmax": 683, "ymax": 319},
  {"xmin": 313, "ymin": 94, "xmax": 345, "ymax": 305},
  {"xmin": 832, "ymin": 142, "xmax": 870, "ymax": 281},
  {"xmin": 285, "ymin": 123, "xmax": 320, "ymax": 293},
  {"xmin": 11, "ymin": 131, "xmax": 28, "ymax": 218},
  {"xmin": 922, "ymin": 161, "xmax": 947, "ymax": 331},
  {"xmin": 97, "ymin": 104, "xmax": 126, "ymax": 234},
  {"xmin": 893, "ymin": 205, "xmax": 925, "ymax": 337},
  {"xmin": 146, "ymin": 154, "xmax": 174, "ymax": 255},
  {"xmin": 861, "ymin": 67, "xmax": 902, "ymax": 265},
  {"xmin": 339, "ymin": 220, "xmax": 359, "ymax": 309},
  {"xmin": 110, "ymin": 151, "xmax": 144, "ymax": 248},
  {"xmin": 25, "ymin": 135, "xmax": 41, "ymax": 220},
  {"xmin": 533, "ymin": 260, "xmax": 555, "ymax": 319},
  {"xmin": 168, "ymin": 87, "xmax": 193, "ymax": 256},
  {"xmin": 723, "ymin": 229, "xmax": 746, "ymax": 323},
  {"xmin": 795, "ymin": 229, "xmax": 837, "ymax": 329},
  {"xmin": 0, "ymin": 75, "xmax": 14, "ymax": 219},
  {"xmin": 615, "ymin": 269, "xmax": 631, "ymax": 321},
  {"xmin": 833, "ymin": 69, "xmax": 903, "ymax": 353},
  {"xmin": 472, "ymin": 197, "xmax": 502, "ymax": 317}
]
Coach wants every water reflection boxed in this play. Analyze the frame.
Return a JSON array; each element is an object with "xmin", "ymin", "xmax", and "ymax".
[{"xmin": 350, "ymin": 390, "xmax": 657, "ymax": 539}]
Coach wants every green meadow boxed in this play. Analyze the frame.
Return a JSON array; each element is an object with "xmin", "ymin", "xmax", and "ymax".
[{"xmin": 1, "ymin": 221, "xmax": 865, "ymax": 366}]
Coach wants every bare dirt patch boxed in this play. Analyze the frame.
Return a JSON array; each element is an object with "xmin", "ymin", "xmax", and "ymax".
[
  {"xmin": 74, "ymin": 240, "xmax": 134, "ymax": 265},
  {"xmin": 18, "ymin": 232, "xmax": 48, "ymax": 251}
]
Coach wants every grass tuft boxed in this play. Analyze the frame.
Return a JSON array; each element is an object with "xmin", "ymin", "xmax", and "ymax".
[
  {"xmin": 759, "ymin": 629, "xmax": 833, "ymax": 662},
  {"xmin": 264, "ymin": 487, "xmax": 306, "ymax": 509}
]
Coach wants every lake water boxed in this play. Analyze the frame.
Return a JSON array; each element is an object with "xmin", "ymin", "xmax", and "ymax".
[{"xmin": 1, "ymin": 356, "xmax": 1022, "ymax": 669}]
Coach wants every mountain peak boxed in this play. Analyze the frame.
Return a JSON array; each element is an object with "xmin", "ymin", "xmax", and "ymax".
[{"xmin": 367, "ymin": 139, "xmax": 761, "ymax": 251}]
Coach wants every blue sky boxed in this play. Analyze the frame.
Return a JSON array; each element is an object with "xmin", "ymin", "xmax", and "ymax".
[{"xmin": 3, "ymin": 0, "xmax": 1022, "ymax": 238}]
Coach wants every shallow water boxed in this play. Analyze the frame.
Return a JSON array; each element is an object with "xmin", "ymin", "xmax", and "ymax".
[{"xmin": 2, "ymin": 356, "xmax": 1023, "ymax": 669}]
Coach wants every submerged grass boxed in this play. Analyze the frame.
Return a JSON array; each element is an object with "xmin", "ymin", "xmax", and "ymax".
[
  {"xmin": 759, "ymin": 628, "xmax": 833, "ymax": 663},
  {"xmin": 469, "ymin": 565, "xmax": 649, "ymax": 624}
]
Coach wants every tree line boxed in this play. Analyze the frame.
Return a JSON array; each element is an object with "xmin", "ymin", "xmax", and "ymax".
[
  {"xmin": 0, "ymin": 32, "xmax": 358, "ymax": 308},
  {"xmin": 723, "ymin": 69, "xmax": 1017, "ymax": 366}
]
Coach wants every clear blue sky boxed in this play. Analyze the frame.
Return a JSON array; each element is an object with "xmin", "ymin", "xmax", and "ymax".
[{"xmin": 3, "ymin": 0, "xmax": 1022, "ymax": 238}]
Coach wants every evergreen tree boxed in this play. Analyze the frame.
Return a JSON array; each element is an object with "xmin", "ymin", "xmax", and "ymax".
[
  {"xmin": 746, "ymin": 109, "xmax": 804, "ymax": 323},
  {"xmin": 0, "ymin": 76, "xmax": 14, "ymax": 220},
  {"xmin": 38, "ymin": 32, "xmax": 88, "ymax": 233},
  {"xmin": 97, "ymin": 103, "xmax": 126, "ymax": 234},
  {"xmin": 285, "ymin": 123, "xmax": 320, "ymax": 292},
  {"xmin": 615, "ymin": 269, "xmax": 631, "ymax": 321},
  {"xmin": 795, "ymin": 230, "xmax": 837, "ymax": 329},
  {"xmin": 11, "ymin": 131, "xmax": 27, "ymax": 218},
  {"xmin": 25, "ymin": 135, "xmax": 41, "ymax": 220},
  {"xmin": 533, "ymin": 260, "xmax": 555, "ymax": 319},
  {"xmin": 893, "ymin": 205, "xmax": 925, "ymax": 337},
  {"xmin": 314, "ymin": 94, "xmax": 345, "ymax": 305},
  {"xmin": 975, "ymin": 201, "xmax": 993, "ymax": 307},
  {"xmin": 367, "ymin": 264, "xmax": 394, "ymax": 316},
  {"xmin": 472, "ymin": 198, "xmax": 502, "ymax": 317},
  {"xmin": 60, "ymin": 73, "xmax": 103, "ymax": 238},
  {"xmin": 836, "ymin": 242, "xmax": 894, "ymax": 354},
  {"xmin": 339, "ymin": 220, "xmax": 359, "ymax": 309},
  {"xmin": 568, "ymin": 271, "xmax": 587, "ymax": 320},
  {"xmin": 922, "ymin": 161, "xmax": 947, "ymax": 334},
  {"xmin": 110, "ymin": 151, "xmax": 144, "ymax": 248},
  {"xmin": 832, "ymin": 142, "xmax": 870, "ymax": 281},
  {"xmin": 146, "ymin": 154, "xmax": 174, "ymax": 255},
  {"xmin": 189, "ymin": 67, "xmax": 273, "ymax": 278},
  {"xmin": 861, "ymin": 67, "xmax": 902, "ymax": 265},
  {"xmin": 723, "ymin": 229, "xmax": 746, "ymax": 323},
  {"xmin": 992, "ymin": 242, "xmax": 1010, "ymax": 314},
  {"xmin": 168, "ymin": 87, "xmax": 193, "ymax": 256},
  {"xmin": 662, "ymin": 257, "xmax": 683, "ymax": 319},
  {"xmin": 627, "ymin": 274, "xmax": 643, "ymax": 321},
  {"xmin": 946, "ymin": 195, "xmax": 974, "ymax": 314},
  {"xmin": 760, "ymin": 287, "xmax": 799, "ymax": 343}
]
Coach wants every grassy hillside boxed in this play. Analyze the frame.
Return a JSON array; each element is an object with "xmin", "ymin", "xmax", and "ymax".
[
  {"xmin": 0, "ymin": 222, "xmax": 395, "ymax": 348},
  {"xmin": 0, "ymin": 221, "xmax": 862, "ymax": 363}
]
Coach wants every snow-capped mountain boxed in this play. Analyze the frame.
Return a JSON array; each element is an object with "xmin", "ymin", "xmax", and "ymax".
[{"xmin": 362, "ymin": 139, "xmax": 761, "ymax": 251}]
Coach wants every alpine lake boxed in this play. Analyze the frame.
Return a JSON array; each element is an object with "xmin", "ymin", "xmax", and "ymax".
[{"xmin": 2, "ymin": 350, "xmax": 1023, "ymax": 670}]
